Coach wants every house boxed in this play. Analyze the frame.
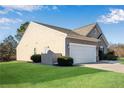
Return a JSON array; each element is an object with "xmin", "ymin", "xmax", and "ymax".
[{"xmin": 16, "ymin": 21, "xmax": 109, "ymax": 64}]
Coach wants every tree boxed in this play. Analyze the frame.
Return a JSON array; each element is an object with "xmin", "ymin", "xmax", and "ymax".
[
  {"xmin": 3, "ymin": 35, "xmax": 17, "ymax": 48},
  {"xmin": 109, "ymin": 44, "xmax": 124, "ymax": 57},
  {"xmin": 15, "ymin": 22, "xmax": 29, "ymax": 42},
  {"xmin": 0, "ymin": 35, "xmax": 17, "ymax": 61}
]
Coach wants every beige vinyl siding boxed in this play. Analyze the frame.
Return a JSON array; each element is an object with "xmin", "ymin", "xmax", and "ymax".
[
  {"xmin": 87, "ymin": 28, "xmax": 100, "ymax": 38},
  {"xmin": 87, "ymin": 26, "xmax": 108, "ymax": 54},
  {"xmin": 99, "ymin": 37, "xmax": 108, "ymax": 53},
  {"xmin": 17, "ymin": 22, "xmax": 67, "ymax": 61}
]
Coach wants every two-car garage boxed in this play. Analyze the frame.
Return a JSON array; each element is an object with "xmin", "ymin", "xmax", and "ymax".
[{"xmin": 69, "ymin": 43, "xmax": 96, "ymax": 64}]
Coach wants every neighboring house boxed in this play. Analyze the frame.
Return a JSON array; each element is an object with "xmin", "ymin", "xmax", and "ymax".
[{"xmin": 17, "ymin": 21, "xmax": 109, "ymax": 64}]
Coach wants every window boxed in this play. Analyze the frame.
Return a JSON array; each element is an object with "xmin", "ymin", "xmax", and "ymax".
[
  {"xmin": 100, "ymin": 46, "xmax": 104, "ymax": 53},
  {"xmin": 93, "ymin": 29, "xmax": 97, "ymax": 35},
  {"xmin": 34, "ymin": 48, "xmax": 36, "ymax": 54}
]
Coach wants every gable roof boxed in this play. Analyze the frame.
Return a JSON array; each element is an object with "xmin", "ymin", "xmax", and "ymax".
[
  {"xmin": 34, "ymin": 21, "xmax": 78, "ymax": 35},
  {"xmin": 74, "ymin": 23, "xmax": 96, "ymax": 36},
  {"xmin": 33, "ymin": 21, "xmax": 99, "ymax": 42},
  {"xmin": 95, "ymin": 24, "xmax": 109, "ymax": 46},
  {"xmin": 74, "ymin": 23, "xmax": 109, "ymax": 46}
]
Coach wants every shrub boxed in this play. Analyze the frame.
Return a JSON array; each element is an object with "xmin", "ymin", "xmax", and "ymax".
[
  {"xmin": 104, "ymin": 54, "xmax": 118, "ymax": 61},
  {"xmin": 57, "ymin": 56, "xmax": 73, "ymax": 66},
  {"xmin": 99, "ymin": 49, "xmax": 118, "ymax": 61},
  {"xmin": 103, "ymin": 51, "xmax": 118, "ymax": 60},
  {"xmin": 31, "ymin": 54, "xmax": 41, "ymax": 63}
]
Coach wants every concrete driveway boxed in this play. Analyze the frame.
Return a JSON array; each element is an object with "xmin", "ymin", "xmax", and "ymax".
[{"xmin": 82, "ymin": 61, "xmax": 124, "ymax": 73}]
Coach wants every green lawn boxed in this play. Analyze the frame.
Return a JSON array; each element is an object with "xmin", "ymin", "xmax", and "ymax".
[
  {"xmin": 119, "ymin": 58, "xmax": 124, "ymax": 64},
  {"xmin": 0, "ymin": 61, "xmax": 124, "ymax": 88}
]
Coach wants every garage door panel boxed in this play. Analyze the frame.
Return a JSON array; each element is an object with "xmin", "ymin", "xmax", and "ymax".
[{"xmin": 69, "ymin": 43, "xmax": 96, "ymax": 64}]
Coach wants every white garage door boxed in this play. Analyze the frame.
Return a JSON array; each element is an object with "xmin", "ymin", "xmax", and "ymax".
[{"xmin": 69, "ymin": 43, "xmax": 96, "ymax": 64}]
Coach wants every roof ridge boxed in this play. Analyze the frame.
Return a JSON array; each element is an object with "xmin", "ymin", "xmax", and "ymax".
[
  {"xmin": 33, "ymin": 21, "xmax": 83, "ymax": 36},
  {"xmin": 33, "ymin": 21, "xmax": 72, "ymax": 31},
  {"xmin": 31, "ymin": 21, "xmax": 98, "ymax": 42},
  {"xmin": 74, "ymin": 23, "xmax": 97, "ymax": 30}
]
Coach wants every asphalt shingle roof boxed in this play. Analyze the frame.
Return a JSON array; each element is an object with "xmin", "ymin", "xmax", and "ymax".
[
  {"xmin": 74, "ymin": 23, "xmax": 96, "ymax": 36},
  {"xmin": 33, "ymin": 21, "xmax": 99, "ymax": 42}
]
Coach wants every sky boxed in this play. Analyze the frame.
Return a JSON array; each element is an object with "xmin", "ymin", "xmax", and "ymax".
[{"xmin": 0, "ymin": 5, "xmax": 124, "ymax": 44}]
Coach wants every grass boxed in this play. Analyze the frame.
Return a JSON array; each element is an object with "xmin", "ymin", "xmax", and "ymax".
[
  {"xmin": 0, "ymin": 61, "xmax": 124, "ymax": 88},
  {"xmin": 119, "ymin": 58, "xmax": 124, "ymax": 64}
]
